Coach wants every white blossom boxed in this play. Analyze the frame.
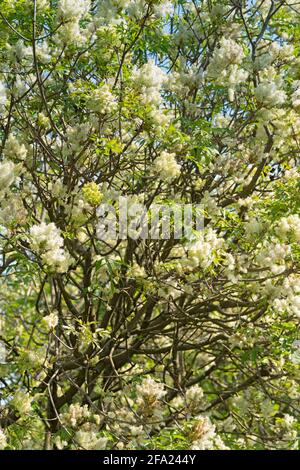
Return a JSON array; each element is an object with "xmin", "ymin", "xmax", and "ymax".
[
  {"xmin": 88, "ymin": 84, "xmax": 117, "ymax": 114},
  {"xmin": 136, "ymin": 377, "xmax": 166, "ymax": 406},
  {"xmin": 256, "ymin": 242, "xmax": 290, "ymax": 274},
  {"xmin": 57, "ymin": 0, "xmax": 90, "ymax": 21},
  {"xmin": 25, "ymin": 0, "xmax": 49, "ymax": 9},
  {"xmin": 62, "ymin": 403, "xmax": 90, "ymax": 428},
  {"xmin": 0, "ymin": 81, "xmax": 7, "ymax": 110},
  {"xmin": 6, "ymin": 40, "xmax": 32, "ymax": 62},
  {"xmin": 30, "ymin": 222, "xmax": 70, "ymax": 273},
  {"xmin": 154, "ymin": 1, "xmax": 173, "ymax": 17},
  {"xmin": 4, "ymin": 135, "xmax": 28, "ymax": 161},
  {"xmin": 13, "ymin": 76, "xmax": 28, "ymax": 98},
  {"xmin": 255, "ymin": 42, "xmax": 294, "ymax": 71},
  {"xmin": 255, "ymin": 81, "xmax": 286, "ymax": 107},
  {"xmin": 0, "ymin": 160, "xmax": 16, "ymax": 191},
  {"xmin": 41, "ymin": 247, "xmax": 71, "ymax": 273},
  {"xmin": 190, "ymin": 416, "xmax": 217, "ymax": 450},
  {"xmin": 56, "ymin": 21, "xmax": 85, "ymax": 44},
  {"xmin": 95, "ymin": 0, "xmax": 129, "ymax": 25},
  {"xmin": 187, "ymin": 228, "xmax": 224, "ymax": 270},
  {"xmin": 0, "ymin": 428, "xmax": 7, "ymax": 450},
  {"xmin": 168, "ymin": 66, "xmax": 203, "ymax": 97},
  {"xmin": 132, "ymin": 61, "xmax": 167, "ymax": 106},
  {"xmin": 43, "ymin": 312, "xmax": 59, "ymax": 330},
  {"xmin": 54, "ymin": 436, "xmax": 68, "ymax": 450},
  {"xmin": 154, "ymin": 151, "xmax": 181, "ymax": 180},
  {"xmin": 186, "ymin": 385, "xmax": 204, "ymax": 411},
  {"xmin": 127, "ymin": 0, "xmax": 147, "ymax": 19},
  {"xmin": 207, "ymin": 37, "xmax": 244, "ymax": 77},
  {"xmin": 276, "ymin": 214, "xmax": 300, "ymax": 242},
  {"xmin": 30, "ymin": 222, "xmax": 64, "ymax": 253},
  {"xmin": 290, "ymin": 340, "xmax": 300, "ymax": 365},
  {"xmin": 227, "ymin": 64, "xmax": 249, "ymax": 101},
  {"xmin": 282, "ymin": 414, "xmax": 296, "ymax": 429},
  {"xmin": 75, "ymin": 430, "xmax": 107, "ymax": 450}
]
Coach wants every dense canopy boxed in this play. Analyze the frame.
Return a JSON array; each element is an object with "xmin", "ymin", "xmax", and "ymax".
[{"xmin": 0, "ymin": 0, "xmax": 299, "ymax": 450}]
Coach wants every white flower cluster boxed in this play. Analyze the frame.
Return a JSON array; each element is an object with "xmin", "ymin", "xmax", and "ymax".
[
  {"xmin": 255, "ymin": 80, "xmax": 286, "ymax": 107},
  {"xmin": 61, "ymin": 404, "xmax": 106, "ymax": 449},
  {"xmin": 153, "ymin": 1, "xmax": 173, "ymax": 17},
  {"xmin": 132, "ymin": 61, "xmax": 167, "ymax": 106},
  {"xmin": 290, "ymin": 340, "xmax": 300, "ymax": 365},
  {"xmin": 4, "ymin": 134, "xmax": 28, "ymax": 161},
  {"xmin": 207, "ymin": 37, "xmax": 247, "ymax": 100},
  {"xmin": 88, "ymin": 84, "xmax": 117, "ymax": 114},
  {"xmin": 185, "ymin": 385, "xmax": 204, "ymax": 413},
  {"xmin": 273, "ymin": 275, "xmax": 300, "ymax": 319},
  {"xmin": 126, "ymin": 0, "xmax": 173, "ymax": 19},
  {"xmin": 0, "ymin": 81, "xmax": 7, "ymax": 111},
  {"xmin": 57, "ymin": 21, "xmax": 85, "ymax": 43},
  {"xmin": 13, "ymin": 76, "xmax": 29, "ymax": 99},
  {"xmin": 43, "ymin": 312, "xmax": 59, "ymax": 330},
  {"xmin": 56, "ymin": 0, "xmax": 90, "ymax": 43},
  {"xmin": 244, "ymin": 217, "xmax": 263, "ymax": 236},
  {"xmin": 222, "ymin": 252, "xmax": 236, "ymax": 281},
  {"xmin": 157, "ymin": 278, "xmax": 184, "ymax": 300},
  {"xmin": 57, "ymin": 0, "xmax": 90, "ymax": 21},
  {"xmin": 105, "ymin": 404, "xmax": 148, "ymax": 448},
  {"xmin": 256, "ymin": 242, "xmax": 290, "ymax": 274},
  {"xmin": 168, "ymin": 66, "xmax": 203, "ymax": 98},
  {"xmin": 291, "ymin": 81, "xmax": 300, "ymax": 109},
  {"xmin": 187, "ymin": 228, "xmax": 224, "ymax": 270},
  {"xmin": 254, "ymin": 42, "xmax": 294, "ymax": 71},
  {"xmin": 207, "ymin": 37, "xmax": 244, "ymax": 77},
  {"xmin": 127, "ymin": 0, "xmax": 148, "ymax": 19},
  {"xmin": 154, "ymin": 151, "xmax": 181, "ymax": 180},
  {"xmin": 43, "ymin": 246, "xmax": 71, "ymax": 273},
  {"xmin": 30, "ymin": 222, "xmax": 64, "ymax": 252},
  {"xmin": 190, "ymin": 416, "xmax": 227, "ymax": 450},
  {"xmin": 36, "ymin": 42, "xmax": 52, "ymax": 63},
  {"xmin": 61, "ymin": 121, "xmax": 94, "ymax": 157},
  {"xmin": 6, "ymin": 40, "xmax": 32, "ymax": 63},
  {"xmin": 213, "ymin": 113, "xmax": 231, "ymax": 129},
  {"xmin": 227, "ymin": 64, "xmax": 249, "ymax": 101},
  {"xmin": 62, "ymin": 403, "xmax": 90, "ymax": 428},
  {"xmin": 136, "ymin": 377, "xmax": 166, "ymax": 407},
  {"xmin": 0, "ymin": 428, "xmax": 7, "ymax": 450},
  {"xmin": 30, "ymin": 222, "xmax": 70, "ymax": 273},
  {"xmin": 95, "ymin": 0, "xmax": 129, "ymax": 25},
  {"xmin": 75, "ymin": 429, "xmax": 107, "ymax": 450},
  {"xmin": 255, "ymin": 68, "xmax": 286, "ymax": 107},
  {"xmin": 273, "ymin": 413, "xmax": 298, "ymax": 449},
  {"xmin": 276, "ymin": 214, "xmax": 300, "ymax": 242},
  {"xmin": 0, "ymin": 160, "xmax": 16, "ymax": 194}
]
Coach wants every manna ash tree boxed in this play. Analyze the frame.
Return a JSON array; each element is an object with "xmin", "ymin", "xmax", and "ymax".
[{"xmin": 0, "ymin": 0, "xmax": 300, "ymax": 450}]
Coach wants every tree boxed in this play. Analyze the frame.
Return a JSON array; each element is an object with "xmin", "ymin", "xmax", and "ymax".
[{"xmin": 0, "ymin": 0, "xmax": 299, "ymax": 450}]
